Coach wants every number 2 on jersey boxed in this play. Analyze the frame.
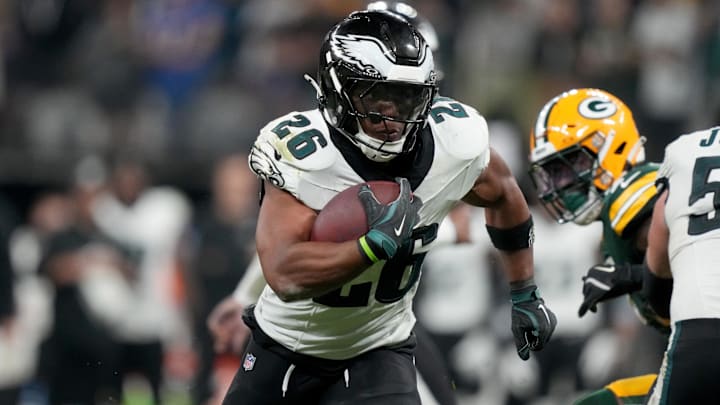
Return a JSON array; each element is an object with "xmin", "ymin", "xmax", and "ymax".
[
  {"xmin": 430, "ymin": 97, "xmax": 469, "ymax": 123},
  {"xmin": 271, "ymin": 114, "xmax": 328, "ymax": 160}
]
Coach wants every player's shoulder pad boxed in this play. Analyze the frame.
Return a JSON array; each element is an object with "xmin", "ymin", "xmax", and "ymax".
[
  {"xmin": 427, "ymin": 96, "xmax": 489, "ymax": 160},
  {"xmin": 604, "ymin": 162, "xmax": 660, "ymax": 236},
  {"xmin": 249, "ymin": 109, "xmax": 337, "ymax": 187}
]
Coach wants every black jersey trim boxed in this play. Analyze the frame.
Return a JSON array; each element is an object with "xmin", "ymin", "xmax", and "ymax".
[{"xmin": 328, "ymin": 125, "xmax": 435, "ymax": 190}]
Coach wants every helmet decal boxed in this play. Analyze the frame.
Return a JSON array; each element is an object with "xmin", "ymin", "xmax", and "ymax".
[
  {"xmin": 578, "ymin": 97, "xmax": 618, "ymax": 119},
  {"xmin": 315, "ymin": 10, "xmax": 438, "ymax": 162},
  {"xmin": 528, "ymin": 88, "xmax": 645, "ymax": 225},
  {"xmin": 330, "ymin": 33, "xmax": 430, "ymax": 80}
]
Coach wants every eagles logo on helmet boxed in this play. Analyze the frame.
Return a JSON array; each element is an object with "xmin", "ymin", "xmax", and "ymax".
[{"xmin": 304, "ymin": 10, "xmax": 438, "ymax": 163}]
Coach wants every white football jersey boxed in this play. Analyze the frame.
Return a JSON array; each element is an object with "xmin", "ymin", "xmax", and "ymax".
[
  {"xmin": 657, "ymin": 126, "xmax": 720, "ymax": 322},
  {"xmin": 249, "ymin": 97, "xmax": 490, "ymax": 359}
]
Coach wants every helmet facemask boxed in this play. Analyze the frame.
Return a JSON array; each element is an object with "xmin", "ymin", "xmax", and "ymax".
[
  {"xmin": 530, "ymin": 144, "xmax": 606, "ymax": 225},
  {"xmin": 314, "ymin": 10, "xmax": 438, "ymax": 162},
  {"xmin": 344, "ymin": 78, "xmax": 434, "ymax": 161},
  {"xmin": 528, "ymin": 88, "xmax": 647, "ymax": 225}
]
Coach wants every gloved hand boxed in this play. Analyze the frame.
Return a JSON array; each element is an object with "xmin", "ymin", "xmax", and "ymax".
[
  {"xmin": 578, "ymin": 262, "xmax": 642, "ymax": 317},
  {"xmin": 510, "ymin": 285, "xmax": 557, "ymax": 361},
  {"xmin": 357, "ymin": 177, "xmax": 422, "ymax": 262}
]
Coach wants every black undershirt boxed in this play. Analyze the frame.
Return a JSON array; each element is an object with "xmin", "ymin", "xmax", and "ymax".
[{"xmin": 328, "ymin": 125, "xmax": 435, "ymax": 190}]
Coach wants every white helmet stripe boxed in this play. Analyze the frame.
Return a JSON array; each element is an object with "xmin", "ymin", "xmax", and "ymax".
[{"xmin": 534, "ymin": 96, "xmax": 561, "ymax": 145}]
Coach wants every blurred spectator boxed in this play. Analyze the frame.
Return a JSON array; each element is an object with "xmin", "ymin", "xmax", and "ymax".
[
  {"xmin": 0, "ymin": 194, "xmax": 21, "ymax": 405},
  {"xmin": 453, "ymin": 0, "xmax": 541, "ymax": 122},
  {"xmin": 133, "ymin": 0, "xmax": 227, "ymax": 109},
  {"xmin": 5, "ymin": 0, "xmax": 100, "ymax": 86},
  {"xmin": 630, "ymin": 0, "xmax": 701, "ymax": 161},
  {"xmin": 577, "ymin": 0, "xmax": 639, "ymax": 105},
  {"xmin": 9, "ymin": 192, "xmax": 74, "ymax": 280},
  {"xmin": 185, "ymin": 154, "xmax": 257, "ymax": 405},
  {"xmin": 182, "ymin": 82, "xmax": 263, "ymax": 160},
  {"xmin": 235, "ymin": 1, "xmax": 345, "ymax": 121},
  {"xmin": 0, "ymin": 194, "xmax": 17, "ymax": 337},
  {"xmin": 34, "ymin": 166, "xmax": 136, "ymax": 405},
  {"xmin": 38, "ymin": 226, "xmax": 123, "ymax": 405},
  {"xmin": 20, "ymin": 87, "xmax": 112, "ymax": 159},
  {"xmin": 696, "ymin": 1, "xmax": 720, "ymax": 128},
  {"xmin": 532, "ymin": 0, "xmax": 582, "ymax": 101},
  {"xmin": 91, "ymin": 156, "xmax": 192, "ymax": 403}
]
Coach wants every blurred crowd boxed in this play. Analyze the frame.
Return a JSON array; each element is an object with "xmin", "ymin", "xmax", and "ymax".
[{"xmin": 0, "ymin": 0, "xmax": 717, "ymax": 404}]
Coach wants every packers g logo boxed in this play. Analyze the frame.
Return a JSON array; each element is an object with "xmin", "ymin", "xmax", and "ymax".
[{"xmin": 578, "ymin": 97, "xmax": 617, "ymax": 119}]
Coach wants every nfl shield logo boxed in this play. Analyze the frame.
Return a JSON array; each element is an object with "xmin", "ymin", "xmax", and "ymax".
[{"xmin": 243, "ymin": 353, "xmax": 256, "ymax": 371}]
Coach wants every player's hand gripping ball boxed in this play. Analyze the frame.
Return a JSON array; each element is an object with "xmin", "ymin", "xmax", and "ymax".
[{"xmin": 310, "ymin": 181, "xmax": 402, "ymax": 243}]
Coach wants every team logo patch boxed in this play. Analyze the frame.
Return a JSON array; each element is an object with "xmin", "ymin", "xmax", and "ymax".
[
  {"xmin": 243, "ymin": 353, "xmax": 257, "ymax": 371},
  {"xmin": 249, "ymin": 143, "xmax": 285, "ymax": 187},
  {"xmin": 578, "ymin": 97, "xmax": 617, "ymax": 119}
]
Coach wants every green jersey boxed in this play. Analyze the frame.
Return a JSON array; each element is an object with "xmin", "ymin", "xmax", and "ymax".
[
  {"xmin": 599, "ymin": 162, "xmax": 670, "ymax": 335},
  {"xmin": 599, "ymin": 162, "xmax": 660, "ymax": 265}
]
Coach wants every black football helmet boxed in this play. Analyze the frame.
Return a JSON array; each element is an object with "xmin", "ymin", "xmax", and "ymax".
[
  {"xmin": 366, "ymin": 1, "xmax": 440, "ymax": 52},
  {"xmin": 312, "ymin": 10, "xmax": 438, "ymax": 162}
]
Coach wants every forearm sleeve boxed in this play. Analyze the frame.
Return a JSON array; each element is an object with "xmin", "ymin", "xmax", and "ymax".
[{"xmin": 641, "ymin": 262, "xmax": 673, "ymax": 319}]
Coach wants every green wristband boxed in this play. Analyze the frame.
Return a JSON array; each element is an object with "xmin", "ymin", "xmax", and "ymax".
[{"xmin": 358, "ymin": 236, "xmax": 380, "ymax": 263}]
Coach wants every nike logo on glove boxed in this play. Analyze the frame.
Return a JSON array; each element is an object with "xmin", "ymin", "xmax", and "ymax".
[
  {"xmin": 394, "ymin": 215, "xmax": 406, "ymax": 236},
  {"xmin": 593, "ymin": 265, "xmax": 616, "ymax": 273}
]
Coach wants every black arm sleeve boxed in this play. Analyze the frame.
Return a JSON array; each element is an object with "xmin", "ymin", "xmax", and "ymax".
[{"xmin": 641, "ymin": 262, "xmax": 673, "ymax": 319}]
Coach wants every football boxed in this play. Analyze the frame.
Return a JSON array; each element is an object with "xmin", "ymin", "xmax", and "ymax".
[{"xmin": 310, "ymin": 181, "xmax": 401, "ymax": 242}]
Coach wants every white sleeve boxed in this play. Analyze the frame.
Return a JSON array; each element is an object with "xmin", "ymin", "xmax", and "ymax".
[{"xmin": 232, "ymin": 253, "xmax": 266, "ymax": 307}]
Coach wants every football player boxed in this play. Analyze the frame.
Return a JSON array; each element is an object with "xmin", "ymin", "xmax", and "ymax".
[
  {"xmin": 210, "ymin": 3, "xmax": 465, "ymax": 404},
  {"xmin": 222, "ymin": 10, "xmax": 556, "ymax": 404},
  {"xmin": 527, "ymin": 88, "xmax": 669, "ymax": 404},
  {"xmin": 643, "ymin": 126, "xmax": 720, "ymax": 403}
]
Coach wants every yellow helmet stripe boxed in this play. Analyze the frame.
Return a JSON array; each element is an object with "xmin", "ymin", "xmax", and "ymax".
[
  {"xmin": 606, "ymin": 374, "xmax": 657, "ymax": 397},
  {"xmin": 609, "ymin": 172, "xmax": 657, "ymax": 234}
]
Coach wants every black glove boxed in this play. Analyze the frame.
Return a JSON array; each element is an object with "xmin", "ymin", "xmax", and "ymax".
[
  {"xmin": 510, "ymin": 285, "xmax": 557, "ymax": 361},
  {"xmin": 357, "ymin": 177, "xmax": 422, "ymax": 262},
  {"xmin": 578, "ymin": 262, "xmax": 642, "ymax": 317}
]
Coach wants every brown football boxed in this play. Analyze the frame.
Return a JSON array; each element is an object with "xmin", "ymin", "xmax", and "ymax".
[{"xmin": 310, "ymin": 181, "xmax": 401, "ymax": 242}]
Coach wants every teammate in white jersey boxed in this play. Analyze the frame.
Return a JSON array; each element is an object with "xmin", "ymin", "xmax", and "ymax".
[
  {"xmin": 644, "ymin": 126, "xmax": 720, "ymax": 403},
  {"xmin": 222, "ymin": 10, "xmax": 557, "ymax": 404}
]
